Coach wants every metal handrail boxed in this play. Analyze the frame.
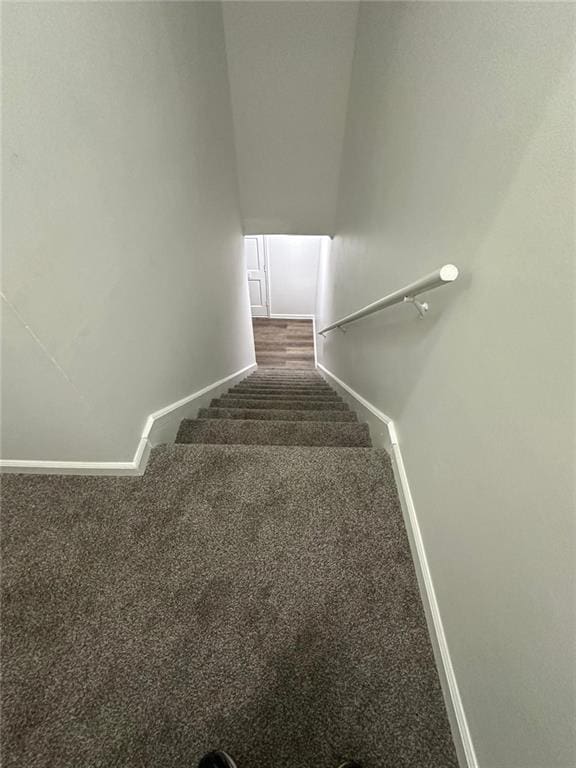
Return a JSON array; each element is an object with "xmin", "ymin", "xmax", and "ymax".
[{"xmin": 318, "ymin": 264, "xmax": 459, "ymax": 335}]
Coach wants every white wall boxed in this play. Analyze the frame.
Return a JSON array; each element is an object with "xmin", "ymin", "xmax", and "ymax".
[
  {"xmin": 316, "ymin": 4, "xmax": 575, "ymax": 767},
  {"xmin": 267, "ymin": 236, "xmax": 321, "ymax": 317},
  {"xmin": 223, "ymin": 2, "xmax": 358, "ymax": 235},
  {"xmin": 1, "ymin": 1, "xmax": 254, "ymax": 463}
]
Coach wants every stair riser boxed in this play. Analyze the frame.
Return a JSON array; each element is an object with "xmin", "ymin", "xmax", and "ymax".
[
  {"xmin": 247, "ymin": 373, "xmax": 323, "ymax": 379},
  {"xmin": 248, "ymin": 370, "xmax": 322, "ymax": 373},
  {"xmin": 228, "ymin": 391, "xmax": 341, "ymax": 401},
  {"xmin": 198, "ymin": 408, "xmax": 358, "ymax": 422},
  {"xmin": 211, "ymin": 398, "xmax": 349, "ymax": 411},
  {"xmin": 239, "ymin": 380, "xmax": 330, "ymax": 387},
  {"xmin": 236, "ymin": 381, "xmax": 334, "ymax": 392},
  {"xmin": 230, "ymin": 392, "xmax": 337, "ymax": 399},
  {"xmin": 232, "ymin": 389, "xmax": 339, "ymax": 400},
  {"xmin": 245, "ymin": 379, "xmax": 325, "ymax": 385},
  {"xmin": 219, "ymin": 396, "xmax": 342, "ymax": 405},
  {"xmin": 176, "ymin": 419, "xmax": 371, "ymax": 448},
  {"xmin": 250, "ymin": 368, "xmax": 320, "ymax": 373},
  {"xmin": 228, "ymin": 389, "xmax": 337, "ymax": 396},
  {"xmin": 248, "ymin": 371, "xmax": 322, "ymax": 375},
  {"xmin": 237, "ymin": 384, "xmax": 329, "ymax": 390}
]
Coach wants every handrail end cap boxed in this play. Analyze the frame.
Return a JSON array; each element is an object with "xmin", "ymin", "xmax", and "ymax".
[{"xmin": 440, "ymin": 264, "xmax": 459, "ymax": 282}]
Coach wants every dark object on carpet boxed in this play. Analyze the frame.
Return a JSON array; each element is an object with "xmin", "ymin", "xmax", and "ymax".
[
  {"xmin": 198, "ymin": 751, "xmax": 238, "ymax": 768},
  {"xmin": 1, "ymin": 369, "xmax": 458, "ymax": 768}
]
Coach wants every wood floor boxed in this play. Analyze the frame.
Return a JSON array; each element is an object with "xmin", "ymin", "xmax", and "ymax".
[{"xmin": 252, "ymin": 318, "xmax": 315, "ymax": 369}]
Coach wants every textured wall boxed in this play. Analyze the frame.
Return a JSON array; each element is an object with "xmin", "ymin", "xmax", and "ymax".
[
  {"xmin": 223, "ymin": 2, "xmax": 358, "ymax": 235},
  {"xmin": 316, "ymin": 3, "xmax": 575, "ymax": 766},
  {"xmin": 2, "ymin": 2, "xmax": 254, "ymax": 462}
]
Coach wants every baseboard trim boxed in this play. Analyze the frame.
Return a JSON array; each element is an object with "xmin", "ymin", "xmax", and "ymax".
[
  {"xmin": 268, "ymin": 313, "xmax": 315, "ymax": 320},
  {"xmin": 312, "ymin": 316, "xmax": 318, "ymax": 368},
  {"xmin": 389, "ymin": 441, "xmax": 478, "ymax": 768},
  {"xmin": 317, "ymin": 363, "xmax": 397, "ymax": 448},
  {"xmin": 0, "ymin": 362, "xmax": 256, "ymax": 476},
  {"xmin": 0, "ymin": 456, "xmax": 150, "ymax": 477},
  {"xmin": 317, "ymin": 363, "xmax": 478, "ymax": 768}
]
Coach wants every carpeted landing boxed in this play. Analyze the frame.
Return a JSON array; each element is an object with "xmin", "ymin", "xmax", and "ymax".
[{"xmin": 1, "ymin": 369, "xmax": 458, "ymax": 768}]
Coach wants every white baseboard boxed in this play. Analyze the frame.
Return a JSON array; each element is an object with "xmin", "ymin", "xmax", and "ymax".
[
  {"xmin": 0, "ymin": 446, "xmax": 153, "ymax": 477},
  {"xmin": 312, "ymin": 316, "xmax": 318, "ymax": 368},
  {"xmin": 317, "ymin": 364, "xmax": 397, "ymax": 450},
  {"xmin": 0, "ymin": 362, "xmax": 256, "ymax": 476},
  {"xmin": 317, "ymin": 363, "xmax": 478, "ymax": 768},
  {"xmin": 268, "ymin": 313, "xmax": 315, "ymax": 320}
]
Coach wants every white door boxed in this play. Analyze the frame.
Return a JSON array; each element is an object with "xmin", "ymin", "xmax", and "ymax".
[{"xmin": 245, "ymin": 236, "xmax": 269, "ymax": 317}]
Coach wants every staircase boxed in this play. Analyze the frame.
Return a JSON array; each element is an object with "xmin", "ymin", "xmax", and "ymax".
[
  {"xmin": 176, "ymin": 369, "xmax": 371, "ymax": 447},
  {"xmin": 1, "ymin": 367, "xmax": 458, "ymax": 768},
  {"xmin": 165, "ymin": 367, "xmax": 458, "ymax": 765}
]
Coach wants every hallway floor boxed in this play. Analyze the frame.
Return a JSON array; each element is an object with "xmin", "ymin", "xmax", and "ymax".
[
  {"xmin": 252, "ymin": 318, "xmax": 315, "ymax": 368},
  {"xmin": 1, "ymin": 371, "xmax": 457, "ymax": 768}
]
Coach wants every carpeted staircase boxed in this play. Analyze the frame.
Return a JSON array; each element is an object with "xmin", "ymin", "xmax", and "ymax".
[
  {"xmin": 176, "ymin": 370, "xmax": 370, "ymax": 448},
  {"xmin": 1, "ymin": 367, "xmax": 458, "ymax": 768}
]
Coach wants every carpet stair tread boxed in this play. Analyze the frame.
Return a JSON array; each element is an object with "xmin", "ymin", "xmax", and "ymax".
[
  {"xmin": 246, "ymin": 379, "xmax": 326, "ymax": 386},
  {"xmin": 234, "ymin": 380, "xmax": 331, "ymax": 387},
  {"xmin": 224, "ymin": 391, "xmax": 342, "ymax": 401},
  {"xmin": 176, "ymin": 419, "xmax": 371, "ymax": 447},
  {"xmin": 229, "ymin": 384, "xmax": 335, "ymax": 395},
  {"xmin": 198, "ymin": 407, "xmax": 358, "ymax": 422},
  {"xmin": 1, "ymin": 361, "xmax": 458, "ymax": 768},
  {"xmin": 211, "ymin": 397, "xmax": 350, "ymax": 411},
  {"xmin": 244, "ymin": 376, "xmax": 326, "ymax": 384}
]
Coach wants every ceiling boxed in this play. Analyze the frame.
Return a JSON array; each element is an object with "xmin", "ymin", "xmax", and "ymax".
[{"xmin": 223, "ymin": 2, "xmax": 359, "ymax": 235}]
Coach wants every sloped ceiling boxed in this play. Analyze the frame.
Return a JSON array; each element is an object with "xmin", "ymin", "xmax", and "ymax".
[{"xmin": 223, "ymin": 1, "xmax": 359, "ymax": 235}]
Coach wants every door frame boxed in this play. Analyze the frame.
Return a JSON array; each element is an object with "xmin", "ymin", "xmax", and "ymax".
[
  {"xmin": 246, "ymin": 235, "xmax": 271, "ymax": 318},
  {"xmin": 262, "ymin": 235, "xmax": 272, "ymax": 317}
]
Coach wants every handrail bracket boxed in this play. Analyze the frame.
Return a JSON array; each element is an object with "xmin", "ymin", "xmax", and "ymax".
[{"xmin": 403, "ymin": 295, "xmax": 429, "ymax": 319}]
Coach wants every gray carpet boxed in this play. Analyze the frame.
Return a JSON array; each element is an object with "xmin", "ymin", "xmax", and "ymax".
[
  {"xmin": 232, "ymin": 381, "xmax": 333, "ymax": 388},
  {"xmin": 176, "ymin": 419, "xmax": 371, "ymax": 447},
  {"xmin": 212, "ymin": 398, "xmax": 349, "ymax": 411},
  {"xmin": 222, "ymin": 392, "xmax": 342, "ymax": 401},
  {"xmin": 198, "ymin": 408, "xmax": 358, "ymax": 422},
  {"xmin": 234, "ymin": 380, "xmax": 332, "ymax": 386},
  {"xmin": 229, "ymin": 388, "xmax": 336, "ymax": 396},
  {"xmin": 1, "ymin": 369, "xmax": 458, "ymax": 768}
]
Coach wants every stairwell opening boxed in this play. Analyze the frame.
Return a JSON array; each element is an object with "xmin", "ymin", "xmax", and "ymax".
[{"xmin": 244, "ymin": 234, "xmax": 329, "ymax": 369}]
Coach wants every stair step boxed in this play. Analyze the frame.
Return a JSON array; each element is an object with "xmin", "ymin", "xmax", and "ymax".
[
  {"xmin": 237, "ymin": 380, "xmax": 331, "ymax": 388},
  {"xmin": 225, "ymin": 391, "xmax": 342, "ymax": 401},
  {"xmin": 250, "ymin": 367, "xmax": 321, "ymax": 373},
  {"xmin": 244, "ymin": 384, "xmax": 326, "ymax": 389},
  {"xmin": 247, "ymin": 370, "xmax": 322, "ymax": 375},
  {"xmin": 210, "ymin": 397, "xmax": 350, "ymax": 411},
  {"xmin": 247, "ymin": 371, "xmax": 323, "ymax": 376},
  {"xmin": 198, "ymin": 407, "xmax": 358, "ymax": 422},
  {"xmin": 229, "ymin": 390, "xmax": 338, "ymax": 398},
  {"xmin": 5, "ymin": 438, "xmax": 457, "ymax": 766},
  {"xmin": 245, "ymin": 378, "xmax": 326, "ymax": 386},
  {"xmin": 241, "ymin": 385, "xmax": 329, "ymax": 392},
  {"xmin": 235, "ymin": 381, "xmax": 334, "ymax": 392},
  {"xmin": 176, "ymin": 419, "xmax": 371, "ymax": 447}
]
